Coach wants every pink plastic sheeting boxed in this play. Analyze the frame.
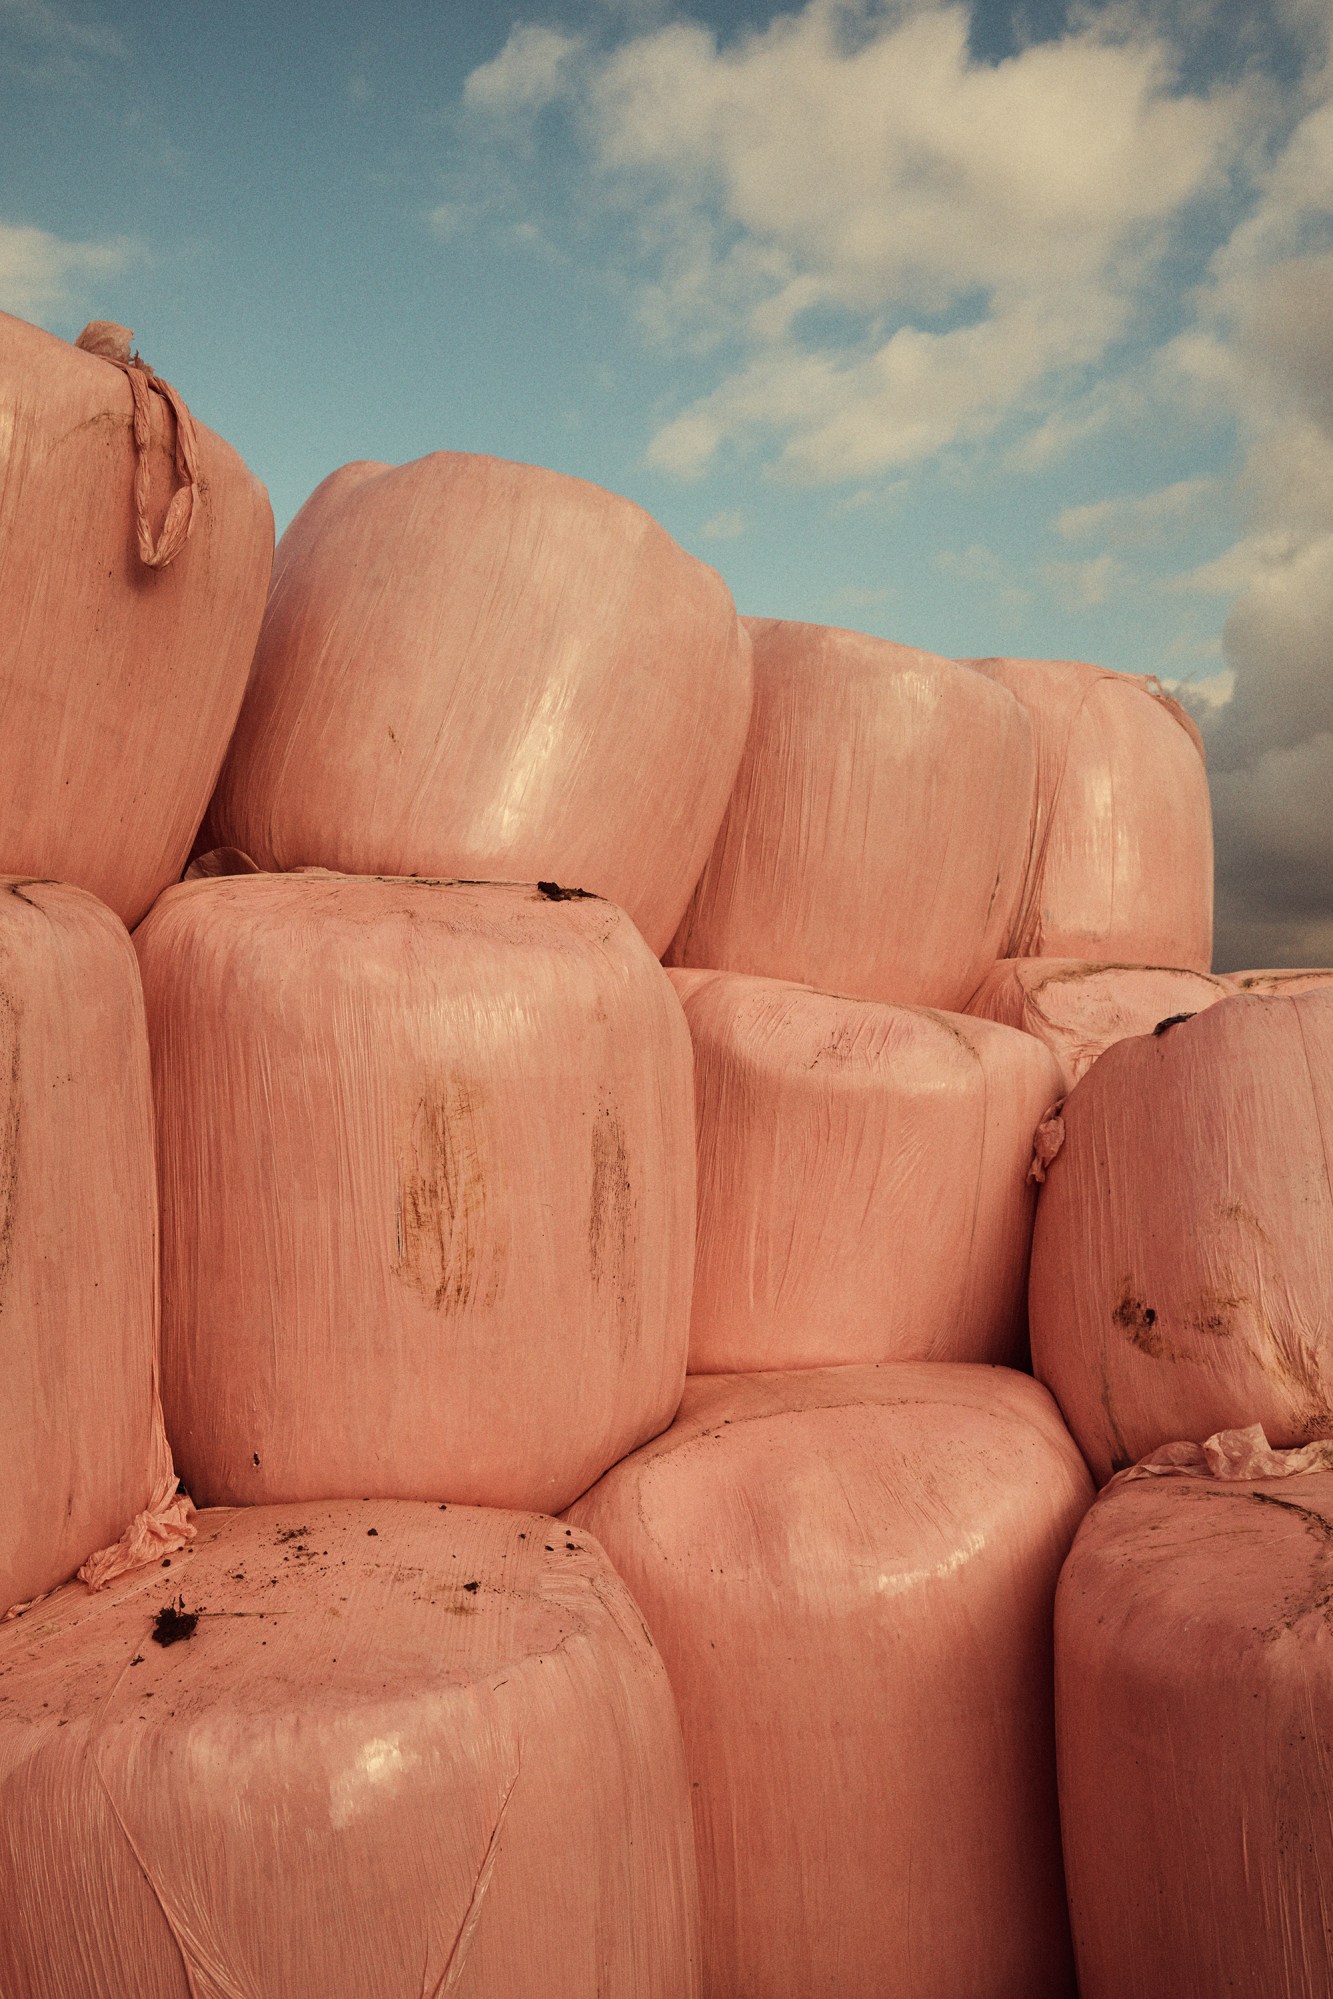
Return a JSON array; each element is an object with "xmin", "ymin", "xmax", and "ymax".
[
  {"xmin": 0, "ymin": 880, "xmax": 190, "ymax": 1618},
  {"xmin": 967, "ymin": 656, "xmax": 1214, "ymax": 969},
  {"xmin": 0, "ymin": 314, "xmax": 273, "ymax": 928},
  {"xmin": 203, "ymin": 453, "xmax": 752, "ymax": 954},
  {"xmin": 135, "ymin": 871, "xmax": 696, "ymax": 1513},
  {"xmin": 1056, "ymin": 1428, "xmax": 1333, "ymax": 1998},
  {"xmin": 966, "ymin": 958, "xmax": 1230, "ymax": 1093},
  {"xmin": 1224, "ymin": 966, "xmax": 1333, "ymax": 995},
  {"xmin": 567, "ymin": 1362, "xmax": 1092, "ymax": 1999},
  {"xmin": 668, "ymin": 620, "xmax": 1035, "ymax": 1008},
  {"xmin": 0, "ymin": 1501, "xmax": 701, "ymax": 1998},
  {"xmin": 1030, "ymin": 990, "xmax": 1333, "ymax": 1484},
  {"xmin": 670, "ymin": 969, "xmax": 1061, "ymax": 1371}
]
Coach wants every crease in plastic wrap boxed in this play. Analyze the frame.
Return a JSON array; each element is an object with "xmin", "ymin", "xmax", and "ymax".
[
  {"xmin": 966, "ymin": 956, "xmax": 1229, "ymax": 1094},
  {"xmin": 966, "ymin": 655, "xmax": 1214, "ymax": 970},
  {"xmin": 1030, "ymin": 989, "xmax": 1333, "ymax": 1483},
  {"xmin": 0, "ymin": 1501, "xmax": 702, "ymax": 1998},
  {"xmin": 566, "ymin": 1361, "xmax": 1093, "ymax": 1999},
  {"xmin": 202, "ymin": 451, "xmax": 752, "ymax": 954},
  {"xmin": 668, "ymin": 618, "xmax": 1036, "ymax": 1009},
  {"xmin": 0, "ymin": 313, "xmax": 273, "ymax": 926},
  {"xmin": 669, "ymin": 968, "xmax": 1062, "ymax": 1371},
  {"xmin": 1056, "ymin": 1422, "xmax": 1333, "ymax": 1999},
  {"xmin": 0, "ymin": 879, "xmax": 190, "ymax": 1622},
  {"xmin": 134, "ymin": 871, "xmax": 696, "ymax": 1513},
  {"xmin": 1224, "ymin": 966, "xmax": 1333, "ymax": 996}
]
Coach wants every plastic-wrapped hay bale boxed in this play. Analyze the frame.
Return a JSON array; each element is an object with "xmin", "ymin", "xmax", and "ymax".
[
  {"xmin": 966, "ymin": 958, "xmax": 1229, "ymax": 1093},
  {"xmin": 1225, "ymin": 967, "xmax": 1333, "ymax": 996},
  {"xmin": 0, "ymin": 315, "xmax": 273, "ymax": 928},
  {"xmin": 567, "ymin": 1363, "xmax": 1092, "ymax": 1999},
  {"xmin": 668, "ymin": 619, "xmax": 1035, "ymax": 1008},
  {"xmin": 1, "ymin": 878, "xmax": 189, "ymax": 1618},
  {"xmin": 965, "ymin": 656, "xmax": 1213, "ymax": 970},
  {"xmin": 1030, "ymin": 991, "xmax": 1333, "ymax": 1484},
  {"xmin": 1057, "ymin": 1425, "xmax": 1333, "ymax": 1999},
  {"xmin": 203, "ymin": 453, "xmax": 752, "ymax": 954},
  {"xmin": 135, "ymin": 871, "xmax": 695, "ymax": 1512},
  {"xmin": 0, "ymin": 1500, "xmax": 701, "ymax": 1998},
  {"xmin": 670, "ymin": 970, "xmax": 1061, "ymax": 1371}
]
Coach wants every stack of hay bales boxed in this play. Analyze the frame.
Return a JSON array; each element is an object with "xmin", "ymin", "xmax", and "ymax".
[{"xmin": 7, "ymin": 305, "xmax": 1327, "ymax": 1998}]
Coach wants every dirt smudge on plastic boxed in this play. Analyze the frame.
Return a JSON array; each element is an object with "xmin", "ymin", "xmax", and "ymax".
[{"xmin": 397, "ymin": 1082, "xmax": 506, "ymax": 1312}]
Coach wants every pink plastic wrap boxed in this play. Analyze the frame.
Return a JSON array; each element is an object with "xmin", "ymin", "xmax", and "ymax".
[
  {"xmin": 0, "ymin": 314, "xmax": 273, "ymax": 928},
  {"xmin": 670, "ymin": 969, "xmax": 1061, "ymax": 1371},
  {"xmin": 203, "ymin": 453, "xmax": 752, "ymax": 953},
  {"xmin": 0, "ymin": 879, "xmax": 190, "ymax": 1618},
  {"xmin": 967, "ymin": 656, "xmax": 1214, "ymax": 969},
  {"xmin": 1030, "ymin": 989, "xmax": 1333, "ymax": 1483},
  {"xmin": 668, "ymin": 619, "xmax": 1035, "ymax": 1007},
  {"xmin": 1225, "ymin": 966, "xmax": 1333, "ymax": 995},
  {"xmin": 0, "ymin": 1500, "xmax": 701, "ymax": 1998},
  {"xmin": 567, "ymin": 1362, "xmax": 1092, "ymax": 1999},
  {"xmin": 966, "ymin": 958, "xmax": 1229, "ymax": 1093},
  {"xmin": 1057, "ymin": 1425, "xmax": 1333, "ymax": 1998},
  {"xmin": 134, "ymin": 871, "xmax": 695, "ymax": 1512}
]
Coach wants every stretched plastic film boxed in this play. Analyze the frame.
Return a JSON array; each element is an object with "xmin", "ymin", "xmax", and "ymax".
[
  {"xmin": 1031, "ymin": 990, "xmax": 1333, "ymax": 1482},
  {"xmin": 968, "ymin": 656, "xmax": 1213, "ymax": 969},
  {"xmin": 203, "ymin": 452, "xmax": 752, "ymax": 953},
  {"xmin": 0, "ymin": 1500, "xmax": 701, "ymax": 1998},
  {"xmin": 0, "ymin": 878, "xmax": 187, "ymax": 1618},
  {"xmin": 135, "ymin": 871, "xmax": 695, "ymax": 1512},
  {"xmin": 1057, "ymin": 1425, "xmax": 1333, "ymax": 1998},
  {"xmin": 567, "ymin": 1362, "xmax": 1092, "ymax": 1999},
  {"xmin": 669, "ymin": 619, "xmax": 1035, "ymax": 1008},
  {"xmin": 671, "ymin": 969, "xmax": 1060, "ymax": 1370},
  {"xmin": 967, "ymin": 957, "xmax": 1229, "ymax": 1093},
  {"xmin": 0, "ymin": 314, "xmax": 272, "ymax": 926}
]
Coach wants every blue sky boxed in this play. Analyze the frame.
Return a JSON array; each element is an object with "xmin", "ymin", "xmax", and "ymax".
[{"xmin": 3, "ymin": 0, "xmax": 1331, "ymax": 965}]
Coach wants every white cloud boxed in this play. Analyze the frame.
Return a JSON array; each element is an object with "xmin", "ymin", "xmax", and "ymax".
[
  {"xmin": 464, "ymin": 25, "xmax": 582, "ymax": 114},
  {"xmin": 1041, "ymin": 550, "xmax": 1124, "ymax": 609},
  {"xmin": 1164, "ymin": 74, "xmax": 1333, "ymax": 967},
  {"xmin": 701, "ymin": 507, "xmax": 744, "ymax": 540},
  {"xmin": 0, "ymin": 0, "xmax": 123, "ymax": 58},
  {"xmin": 1054, "ymin": 476, "xmax": 1218, "ymax": 547},
  {"xmin": 0, "ymin": 219, "xmax": 133, "ymax": 319},
  {"xmin": 562, "ymin": 1, "xmax": 1254, "ymax": 480}
]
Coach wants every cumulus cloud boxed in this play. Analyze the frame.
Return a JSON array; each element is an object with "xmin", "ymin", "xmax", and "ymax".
[
  {"xmin": 1170, "ymin": 64, "xmax": 1333, "ymax": 967},
  {"xmin": 464, "ymin": 25, "xmax": 582, "ymax": 114},
  {"xmin": 0, "ymin": 220, "xmax": 133, "ymax": 319},
  {"xmin": 568, "ymin": 1, "xmax": 1250, "ymax": 478},
  {"xmin": 701, "ymin": 507, "xmax": 745, "ymax": 539}
]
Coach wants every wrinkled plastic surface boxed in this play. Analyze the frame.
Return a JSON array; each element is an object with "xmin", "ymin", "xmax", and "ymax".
[
  {"xmin": 203, "ymin": 453, "xmax": 752, "ymax": 954},
  {"xmin": 967, "ymin": 957, "xmax": 1229, "ymax": 1093},
  {"xmin": 1030, "ymin": 990, "xmax": 1333, "ymax": 1483},
  {"xmin": 0, "ymin": 313, "xmax": 273, "ymax": 927},
  {"xmin": 968, "ymin": 657, "xmax": 1213, "ymax": 969},
  {"xmin": 671, "ymin": 969, "xmax": 1060, "ymax": 1371},
  {"xmin": 669, "ymin": 620, "xmax": 1035, "ymax": 1007},
  {"xmin": 1057, "ymin": 1429, "xmax": 1333, "ymax": 1998},
  {"xmin": 567, "ymin": 1362, "xmax": 1092, "ymax": 1999},
  {"xmin": 0, "ymin": 879, "xmax": 186, "ymax": 1617},
  {"xmin": 0, "ymin": 1500, "xmax": 701, "ymax": 1998},
  {"xmin": 135, "ymin": 872, "xmax": 695, "ymax": 1512},
  {"xmin": 1225, "ymin": 966, "xmax": 1333, "ymax": 995}
]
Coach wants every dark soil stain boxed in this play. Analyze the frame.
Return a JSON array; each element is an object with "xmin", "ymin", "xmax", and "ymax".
[
  {"xmin": 537, "ymin": 881, "xmax": 595, "ymax": 902},
  {"xmin": 1114, "ymin": 1290, "xmax": 1162, "ymax": 1357},
  {"xmin": 152, "ymin": 1601, "xmax": 199, "ymax": 1647}
]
